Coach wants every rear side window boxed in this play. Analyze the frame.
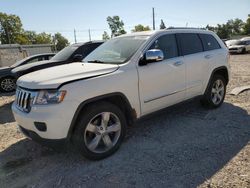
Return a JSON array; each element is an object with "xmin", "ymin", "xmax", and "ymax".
[
  {"xmin": 149, "ymin": 34, "xmax": 178, "ymax": 59},
  {"xmin": 199, "ymin": 34, "xmax": 221, "ymax": 51},
  {"xmin": 177, "ymin": 33, "xmax": 203, "ymax": 56}
]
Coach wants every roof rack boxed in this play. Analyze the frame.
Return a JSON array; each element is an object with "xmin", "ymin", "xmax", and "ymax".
[{"xmin": 166, "ymin": 27, "xmax": 206, "ymax": 30}]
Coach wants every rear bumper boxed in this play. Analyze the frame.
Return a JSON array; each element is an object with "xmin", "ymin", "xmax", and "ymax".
[{"xmin": 19, "ymin": 125, "xmax": 67, "ymax": 148}]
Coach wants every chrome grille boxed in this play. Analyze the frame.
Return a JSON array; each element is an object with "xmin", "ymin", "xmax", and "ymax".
[{"xmin": 15, "ymin": 87, "xmax": 35, "ymax": 112}]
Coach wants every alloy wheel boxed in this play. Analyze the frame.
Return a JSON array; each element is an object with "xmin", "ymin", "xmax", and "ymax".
[
  {"xmin": 1, "ymin": 78, "xmax": 15, "ymax": 92},
  {"xmin": 211, "ymin": 79, "xmax": 225, "ymax": 105},
  {"xmin": 84, "ymin": 112, "xmax": 121, "ymax": 153}
]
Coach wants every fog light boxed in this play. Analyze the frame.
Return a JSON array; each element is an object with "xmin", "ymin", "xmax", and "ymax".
[{"xmin": 34, "ymin": 122, "xmax": 47, "ymax": 132}]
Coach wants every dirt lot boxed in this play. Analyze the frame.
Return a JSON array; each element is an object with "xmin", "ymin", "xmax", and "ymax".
[{"xmin": 0, "ymin": 54, "xmax": 249, "ymax": 188}]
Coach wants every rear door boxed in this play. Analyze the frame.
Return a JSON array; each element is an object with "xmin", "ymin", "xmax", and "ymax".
[{"xmin": 176, "ymin": 33, "xmax": 206, "ymax": 99}]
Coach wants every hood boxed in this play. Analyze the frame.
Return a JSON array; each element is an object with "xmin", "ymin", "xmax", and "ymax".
[
  {"xmin": 0, "ymin": 66, "xmax": 11, "ymax": 71},
  {"xmin": 228, "ymin": 45, "xmax": 245, "ymax": 49},
  {"xmin": 17, "ymin": 62, "xmax": 119, "ymax": 89},
  {"xmin": 0, "ymin": 66, "xmax": 12, "ymax": 74},
  {"xmin": 11, "ymin": 60, "xmax": 60, "ymax": 73}
]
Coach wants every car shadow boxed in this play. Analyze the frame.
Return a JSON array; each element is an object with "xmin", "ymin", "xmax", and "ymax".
[
  {"xmin": 0, "ymin": 100, "xmax": 249, "ymax": 188},
  {"xmin": 0, "ymin": 102, "xmax": 15, "ymax": 124}
]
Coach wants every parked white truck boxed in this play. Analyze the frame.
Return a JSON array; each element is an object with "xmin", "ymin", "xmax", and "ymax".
[{"xmin": 12, "ymin": 29, "xmax": 230, "ymax": 160}]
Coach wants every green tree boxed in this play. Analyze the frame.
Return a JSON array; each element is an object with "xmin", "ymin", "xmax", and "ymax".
[
  {"xmin": 226, "ymin": 18, "xmax": 245, "ymax": 35},
  {"xmin": 205, "ymin": 24, "xmax": 216, "ymax": 32},
  {"xmin": 160, "ymin": 19, "xmax": 166, "ymax": 29},
  {"xmin": 53, "ymin": 32, "xmax": 69, "ymax": 51},
  {"xmin": 107, "ymin": 16, "xmax": 126, "ymax": 37},
  {"xmin": 216, "ymin": 24, "xmax": 231, "ymax": 39},
  {"xmin": 23, "ymin": 30, "xmax": 37, "ymax": 44},
  {"xmin": 34, "ymin": 32, "xmax": 52, "ymax": 44},
  {"xmin": 15, "ymin": 30, "xmax": 30, "ymax": 44},
  {"xmin": 132, "ymin": 24, "xmax": 150, "ymax": 32},
  {"xmin": 243, "ymin": 14, "xmax": 250, "ymax": 35},
  {"xmin": 102, "ymin": 31, "xmax": 110, "ymax": 40},
  {"xmin": 0, "ymin": 12, "xmax": 23, "ymax": 44}
]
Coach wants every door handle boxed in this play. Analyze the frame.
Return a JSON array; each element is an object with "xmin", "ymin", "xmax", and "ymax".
[
  {"xmin": 173, "ymin": 61, "xmax": 184, "ymax": 66},
  {"xmin": 204, "ymin": 54, "xmax": 212, "ymax": 59}
]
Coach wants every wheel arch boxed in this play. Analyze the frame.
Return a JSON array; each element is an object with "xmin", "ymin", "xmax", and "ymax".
[
  {"xmin": 67, "ymin": 92, "xmax": 136, "ymax": 139},
  {"xmin": 204, "ymin": 66, "xmax": 229, "ymax": 94}
]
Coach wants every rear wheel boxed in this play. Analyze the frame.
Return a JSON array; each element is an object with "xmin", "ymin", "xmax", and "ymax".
[
  {"xmin": 201, "ymin": 74, "xmax": 226, "ymax": 108},
  {"xmin": 72, "ymin": 102, "xmax": 127, "ymax": 160},
  {"xmin": 0, "ymin": 77, "xmax": 16, "ymax": 92}
]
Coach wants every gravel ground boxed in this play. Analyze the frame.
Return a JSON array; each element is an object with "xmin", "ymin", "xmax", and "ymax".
[{"xmin": 0, "ymin": 54, "xmax": 249, "ymax": 188}]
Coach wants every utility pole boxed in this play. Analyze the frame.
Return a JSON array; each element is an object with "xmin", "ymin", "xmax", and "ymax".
[
  {"xmin": 88, "ymin": 29, "xmax": 92, "ymax": 41},
  {"xmin": 74, "ymin": 29, "xmax": 77, "ymax": 43},
  {"xmin": 152, "ymin": 7, "xmax": 155, "ymax": 30},
  {"xmin": 53, "ymin": 35, "xmax": 57, "ymax": 52}
]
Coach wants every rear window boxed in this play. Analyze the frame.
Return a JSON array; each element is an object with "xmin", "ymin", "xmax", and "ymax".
[
  {"xmin": 199, "ymin": 34, "xmax": 221, "ymax": 51},
  {"xmin": 177, "ymin": 33, "xmax": 203, "ymax": 56}
]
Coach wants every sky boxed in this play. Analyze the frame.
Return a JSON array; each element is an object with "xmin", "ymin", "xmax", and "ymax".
[{"xmin": 0, "ymin": 0, "xmax": 249, "ymax": 43}]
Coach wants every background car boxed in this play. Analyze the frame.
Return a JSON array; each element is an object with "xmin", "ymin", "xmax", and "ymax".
[
  {"xmin": 0, "ymin": 53, "xmax": 55, "ymax": 92},
  {"xmin": 11, "ymin": 41, "xmax": 104, "ymax": 85},
  {"xmin": 225, "ymin": 39, "xmax": 237, "ymax": 47},
  {"xmin": 227, "ymin": 39, "xmax": 250, "ymax": 54}
]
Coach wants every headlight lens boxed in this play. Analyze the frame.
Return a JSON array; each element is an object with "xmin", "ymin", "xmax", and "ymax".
[{"xmin": 34, "ymin": 90, "xmax": 67, "ymax": 105}]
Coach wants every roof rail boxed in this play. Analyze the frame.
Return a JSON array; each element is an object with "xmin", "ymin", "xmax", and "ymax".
[{"xmin": 166, "ymin": 27, "xmax": 206, "ymax": 30}]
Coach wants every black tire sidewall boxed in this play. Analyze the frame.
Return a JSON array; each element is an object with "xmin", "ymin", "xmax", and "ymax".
[
  {"xmin": 72, "ymin": 102, "xmax": 127, "ymax": 160},
  {"xmin": 242, "ymin": 48, "xmax": 246, "ymax": 54}
]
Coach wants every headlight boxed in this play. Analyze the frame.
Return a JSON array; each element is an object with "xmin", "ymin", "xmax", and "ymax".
[{"xmin": 34, "ymin": 90, "xmax": 67, "ymax": 105}]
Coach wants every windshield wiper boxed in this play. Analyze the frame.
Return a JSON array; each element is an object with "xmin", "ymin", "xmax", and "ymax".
[{"xmin": 87, "ymin": 60, "xmax": 106, "ymax": 64}]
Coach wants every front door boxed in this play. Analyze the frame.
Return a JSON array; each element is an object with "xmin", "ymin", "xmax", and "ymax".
[{"xmin": 138, "ymin": 34, "xmax": 186, "ymax": 115}]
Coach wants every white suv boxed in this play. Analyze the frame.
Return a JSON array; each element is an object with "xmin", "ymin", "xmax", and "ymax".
[{"xmin": 12, "ymin": 29, "xmax": 230, "ymax": 160}]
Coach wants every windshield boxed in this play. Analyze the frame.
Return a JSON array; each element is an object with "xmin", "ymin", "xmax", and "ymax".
[
  {"xmin": 51, "ymin": 46, "xmax": 77, "ymax": 61},
  {"xmin": 84, "ymin": 36, "xmax": 148, "ymax": 64}
]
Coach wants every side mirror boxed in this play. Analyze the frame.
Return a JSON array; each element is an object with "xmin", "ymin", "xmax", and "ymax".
[
  {"xmin": 73, "ymin": 54, "xmax": 83, "ymax": 62},
  {"xmin": 139, "ymin": 49, "xmax": 164, "ymax": 66}
]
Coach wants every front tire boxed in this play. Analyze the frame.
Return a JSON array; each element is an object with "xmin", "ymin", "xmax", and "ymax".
[
  {"xmin": 0, "ymin": 77, "xmax": 16, "ymax": 92},
  {"xmin": 201, "ymin": 74, "xmax": 226, "ymax": 108},
  {"xmin": 72, "ymin": 101, "xmax": 127, "ymax": 160}
]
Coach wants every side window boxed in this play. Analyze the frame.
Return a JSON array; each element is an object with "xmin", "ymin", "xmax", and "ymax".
[
  {"xmin": 177, "ymin": 33, "xmax": 203, "ymax": 55},
  {"xmin": 149, "ymin": 34, "xmax": 178, "ymax": 59},
  {"xmin": 26, "ymin": 57, "xmax": 40, "ymax": 64},
  {"xmin": 45, "ymin": 55, "xmax": 54, "ymax": 60},
  {"xmin": 199, "ymin": 34, "xmax": 221, "ymax": 51}
]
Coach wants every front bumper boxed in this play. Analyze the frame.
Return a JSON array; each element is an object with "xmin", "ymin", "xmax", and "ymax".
[
  {"xmin": 229, "ymin": 48, "xmax": 243, "ymax": 53},
  {"xmin": 12, "ymin": 100, "xmax": 78, "ymax": 140},
  {"xmin": 18, "ymin": 125, "xmax": 67, "ymax": 148}
]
